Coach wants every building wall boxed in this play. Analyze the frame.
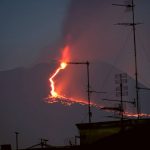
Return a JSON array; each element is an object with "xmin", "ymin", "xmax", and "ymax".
[{"xmin": 79, "ymin": 126, "xmax": 120, "ymax": 145}]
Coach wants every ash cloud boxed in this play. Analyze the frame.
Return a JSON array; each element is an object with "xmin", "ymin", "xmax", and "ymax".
[{"xmin": 62, "ymin": 0, "xmax": 121, "ymax": 62}]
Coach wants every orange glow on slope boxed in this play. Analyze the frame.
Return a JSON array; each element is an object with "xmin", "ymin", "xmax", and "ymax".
[{"xmin": 124, "ymin": 112, "xmax": 150, "ymax": 118}]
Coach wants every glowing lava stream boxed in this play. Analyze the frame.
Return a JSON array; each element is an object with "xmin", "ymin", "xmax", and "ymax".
[
  {"xmin": 47, "ymin": 45, "xmax": 150, "ymax": 118},
  {"xmin": 48, "ymin": 61, "xmax": 150, "ymax": 117},
  {"xmin": 48, "ymin": 60, "xmax": 101, "ymax": 107},
  {"xmin": 48, "ymin": 45, "xmax": 102, "ymax": 107},
  {"xmin": 49, "ymin": 62, "xmax": 67, "ymax": 98}
]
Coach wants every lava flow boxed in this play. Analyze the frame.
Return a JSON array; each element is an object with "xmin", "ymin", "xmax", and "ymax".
[
  {"xmin": 49, "ymin": 61, "xmax": 67, "ymax": 98},
  {"xmin": 47, "ymin": 45, "xmax": 100, "ymax": 107},
  {"xmin": 48, "ymin": 45, "xmax": 70, "ymax": 102},
  {"xmin": 46, "ymin": 45, "xmax": 150, "ymax": 118}
]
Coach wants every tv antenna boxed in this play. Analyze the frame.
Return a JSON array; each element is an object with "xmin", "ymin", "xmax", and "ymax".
[
  {"xmin": 113, "ymin": 0, "xmax": 141, "ymax": 118},
  {"xmin": 102, "ymin": 73, "xmax": 135, "ymax": 122},
  {"xmin": 26, "ymin": 138, "xmax": 52, "ymax": 149}
]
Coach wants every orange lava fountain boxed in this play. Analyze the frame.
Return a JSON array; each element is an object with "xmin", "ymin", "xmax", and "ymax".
[{"xmin": 46, "ymin": 45, "xmax": 101, "ymax": 107}]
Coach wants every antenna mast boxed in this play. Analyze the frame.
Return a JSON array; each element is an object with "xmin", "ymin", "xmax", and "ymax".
[
  {"xmin": 113, "ymin": 0, "xmax": 140, "ymax": 118},
  {"xmin": 67, "ymin": 61, "xmax": 92, "ymax": 123},
  {"xmin": 131, "ymin": 0, "xmax": 140, "ymax": 119}
]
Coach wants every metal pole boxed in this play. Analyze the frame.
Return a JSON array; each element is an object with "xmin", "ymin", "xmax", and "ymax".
[
  {"xmin": 120, "ymin": 74, "xmax": 124, "ymax": 122},
  {"xmin": 15, "ymin": 132, "xmax": 19, "ymax": 150},
  {"xmin": 131, "ymin": 0, "xmax": 140, "ymax": 118},
  {"xmin": 86, "ymin": 61, "xmax": 92, "ymax": 123},
  {"xmin": 67, "ymin": 61, "xmax": 92, "ymax": 123}
]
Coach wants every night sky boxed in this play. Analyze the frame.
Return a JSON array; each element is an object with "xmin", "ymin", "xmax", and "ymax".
[
  {"xmin": 1, "ymin": 0, "xmax": 150, "ymax": 148},
  {"xmin": 0, "ymin": 0, "xmax": 70, "ymax": 70}
]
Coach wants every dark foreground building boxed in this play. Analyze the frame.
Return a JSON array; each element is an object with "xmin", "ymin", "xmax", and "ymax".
[
  {"xmin": 2, "ymin": 118, "xmax": 150, "ymax": 150},
  {"xmin": 76, "ymin": 118, "xmax": 150, "ymax": 149}
]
